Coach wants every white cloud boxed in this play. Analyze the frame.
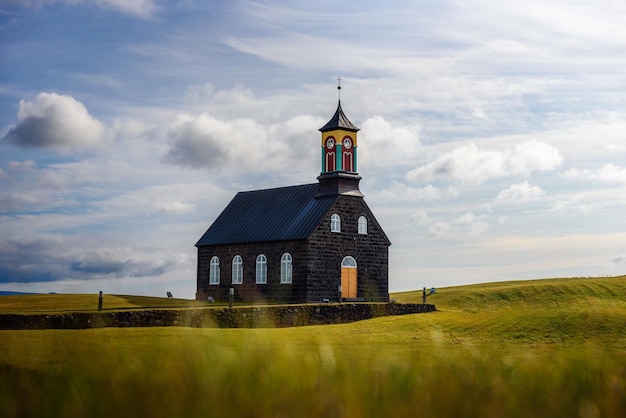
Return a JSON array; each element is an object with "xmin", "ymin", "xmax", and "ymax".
[
  {"xmin": 508, "ymin": 140, "xmax": 564, "ymax": 175},
  {"xmin": 468, "ymin": 220, "xmax": 490, "ymax": 236},
  {"xmin": 152, "ymin": 200, "xmax": 196, "ymax": 215},
  {"xmin": 357, "ymin": 116, "xmax": 421, "ymax": 168},
  {"xmin": 2, "ymin": 93, "xmax": 105, "ymax": 153},
  {"xmin": 550, "ymin": 188, "xmax": 626, "ymax": 215},
  {"xmin": 406, "ymin": 141, "xmax": 563, "ymax": 185},
  {"xmin": 14, "ymin": 0, "xmax": 157, "ymax": 18},
  {"xmin": 455, "ymin": 212, "xmax": 482, "ymax": 224},
  {"xmin": 562, "ymin": 164, "xmax": 626, "ymax": 183},
  {"xmin": 95, "ymin": 0, "xmax": 157, "ymax": 18},
  {"xmin": 495, "ymin": 181, "xmax": 545, "ymax": 204},
  {"xmin": 454, "ymin": 212, "xmax": 490, "ymax": 236},
  {"xmin": 164, "ymin": 113, "xmax": 270, "ymax": 170},
  {"xmin": 409, "ymin": 211, "xmax": 431, "ymax": 226},
  {"xmin": 406, "ymin": 143, "xmax": 505, "ymax": 184},
  {"xmin": 378, "ymin": 182, "xmax": 459, "ymax": 202},
  {"xmin": 164, "ymin": 111, "xmax": 324, "ymax": 176},
  {"xmin": 428, "ymin": 222, "xmax": 451, "ymax": 237}
]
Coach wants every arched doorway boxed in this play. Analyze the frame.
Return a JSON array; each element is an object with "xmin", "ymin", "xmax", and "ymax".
[{"xmin": 341, "ymin": 256, "xmax": 357, "ymax": 299}]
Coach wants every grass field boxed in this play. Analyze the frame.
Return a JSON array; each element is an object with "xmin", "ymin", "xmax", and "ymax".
[{"xmin": 1, "ymin": 276, "xmax": 625, "ymax": 417}]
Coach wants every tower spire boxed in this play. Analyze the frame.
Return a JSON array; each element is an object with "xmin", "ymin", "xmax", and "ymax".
[{"xmin": 337, "ymin": 75, "xmax": 342, "ymax": 101}]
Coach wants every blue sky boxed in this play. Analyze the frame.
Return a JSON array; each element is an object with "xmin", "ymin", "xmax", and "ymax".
[{"xmin": 1, "ymin": 0, "xmax": 625, "ymax": 298}]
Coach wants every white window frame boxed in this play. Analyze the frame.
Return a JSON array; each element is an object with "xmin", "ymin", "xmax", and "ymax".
[
  {"xmin": 280, "ymin": 253, "xmax": 293, "ymax": 284},
  {"xmin": 358, "ymin": 216, "xmax": 367, "ymax": 235},
  {"xmin": 256, "ymin": 254, "xmax": 267, "ymax": 284},
  {"xmin": 232, "ymin": 255, "xmax": 243, "ymax": 284},
  {"xmin": 330, "ymin": 214, "xmax": 341, "ymax": 233},
  {"xmin": 342, "ymin": 256, "xmax": 357, "ymax": 268},
  {"xmin": 209, "ymin": 256, "xmax": 220, "ymax": 285}
]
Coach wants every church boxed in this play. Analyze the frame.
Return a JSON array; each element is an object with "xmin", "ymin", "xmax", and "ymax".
[{"xmin": 195, "ymin": 98, "xmax": 391, "ymax": 303}]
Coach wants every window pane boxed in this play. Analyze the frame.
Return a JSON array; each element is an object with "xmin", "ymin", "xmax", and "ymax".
[
  {"xmin": 331, "ymin": 214, "xmax": 341, "ymax": 232},
  {"xmin": 256, "ymin": 254, "xmax": 267, "ymax": 284},
  {"xmin": 232, "ymin": 255, "xmax": 243, "ymax": 284},
  {"xmin": 210, "ymin": 256, "xmax": 220, "ymax": 284},
  {"xmin": 281, "ymin": 253, "xmax": 292, "ymax": 283},
  {"xmin": 358, "ymin": 216, "xmax": 367, "ymax": 235}
]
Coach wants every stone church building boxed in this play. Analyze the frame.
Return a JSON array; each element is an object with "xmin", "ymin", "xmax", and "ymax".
[{"xmin": 195, "ymin": 100, "xmax": 391, "ymax": 303}]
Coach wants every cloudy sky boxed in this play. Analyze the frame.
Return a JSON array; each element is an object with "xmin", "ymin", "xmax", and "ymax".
[{"xmin": 1, "ymin": 0, "xmax": 625, "ymax": 298}]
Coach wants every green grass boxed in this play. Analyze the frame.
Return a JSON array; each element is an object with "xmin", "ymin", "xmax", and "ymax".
[
  {"xmin": 1, "ymin": 276, "xmax": 626, "ymax": 417},
  {"xmin": 0, "ymin": 294, "xmax": 211, "ymax": 314}
]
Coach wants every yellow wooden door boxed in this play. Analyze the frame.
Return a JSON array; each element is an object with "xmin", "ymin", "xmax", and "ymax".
[{"xmin": 341, "ymin": 266, "xmax": 358, "ymax": 298}]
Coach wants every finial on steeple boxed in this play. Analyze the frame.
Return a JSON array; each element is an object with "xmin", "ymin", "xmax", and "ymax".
[{"xmin": 337, "ymin": 75, "xmax": 342, "ymax": 101}]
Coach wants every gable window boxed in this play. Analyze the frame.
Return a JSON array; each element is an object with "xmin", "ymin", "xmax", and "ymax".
[
  {"xmin": 281, "ymin": 253, "xmax": 292, "ymax": 284},
  {"xmin": 209, "ymin": 256, "xmax": 220, "ymax": 285},
  {"xmin": 256, "ymin": 254, "xmax": 267, "ymax": 284},
  {"xmin": 232, "ymin": 255, "xmax": 243, "ymax": 284},
  {"xmin": 331, "ymin": 214, "xmax": 341, "ymax": 233},
  {"xmin": 358, "ymin": 216, "xmax": 367, "ymax": 235}
]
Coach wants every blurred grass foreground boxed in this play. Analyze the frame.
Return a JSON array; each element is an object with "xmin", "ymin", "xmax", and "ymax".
[{"xmin": 1, "ymin": 275, "xmax": 626, "ymax": 417}]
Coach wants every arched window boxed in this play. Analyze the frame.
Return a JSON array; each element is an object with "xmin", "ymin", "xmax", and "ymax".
[
  {"xmin": 325, "ymin": 137, "xmax": 336, "ymax": 172},
  {"xmin": 343, "ymin": 151, "xmax": 353, "ymax": 172},
  {"xmin": 232, "ymin": 255, "xmax": 243, "ymax": 284},
  {"xmin": 341, "ymin": 256, "xmax": 357, "ymax": 268},
  {"xmin": 331, "ymin": 214, "xmax": 341, "ymax": 233},
  {"xmin": 209, "ymin": 256, "xmax": 220, "ymax": 285},
  {"xmin": 326, "ymin": 151, "xmax": 336, "ymax": 172},
  {"xmin": 281, "ymin": 253, "xmax": 292, "ymax": 284},
  {"xmin": 342, "ymin": 137, "xmax": 354, "ymax": 172},
  {"xmin": 256, "ymin": 254, "xmax": 267, "ymax": 284},
  {"xmin": 358, "ymin": 216, "xmax": 367, "ymax": 235}
]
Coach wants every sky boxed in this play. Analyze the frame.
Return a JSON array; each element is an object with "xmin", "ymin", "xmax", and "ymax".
[{"xmin": 1, "ymin": 0, "xmax": 625, "ymax": 299}]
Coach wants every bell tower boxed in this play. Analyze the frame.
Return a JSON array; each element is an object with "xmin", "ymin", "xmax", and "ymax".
[
  {"xmin": 319, "ymin": 100, "xmax": 359, "ymax": 174},
  {"xmin": 316, "ymin": 81, "xmax": 363, "ymax": 198}
]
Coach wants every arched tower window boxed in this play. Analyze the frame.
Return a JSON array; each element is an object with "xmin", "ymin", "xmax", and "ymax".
[
  {"xmin": 324, "ymin": 137, "xmax": 336, "ymax": 172},
  {"xmin": 281, "ymin": 253, "xmax": 292, "ymax": 283},
  {"xmin": 256, "ymin": 254, "xmax": 267, "ymax": 284},
  {"xmin": 358, "ymin": 216, "xmax": 367, "ymax": 235},
  {"xmin": 342, "ymin": 137, "xmax": 354, "ymax": 172},
  {"xmin": 209, "ymin": 256, "xmax": 220, "ymax": 285},
  {"xmin": 232, "ymin": 255, "xmax": 243, "ymax": 284},
  {"xmin": 331, "ymin": 214, "xmax": 341, "ymax": 233}
]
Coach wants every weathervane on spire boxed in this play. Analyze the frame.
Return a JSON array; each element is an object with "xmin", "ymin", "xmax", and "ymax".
[{"xmin": 337, "ymin": 75, "xmax": 342, "ymax": 101}]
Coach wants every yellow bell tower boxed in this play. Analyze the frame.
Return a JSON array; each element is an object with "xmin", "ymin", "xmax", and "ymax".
[
  {"xmin": 316, "ymin": 81, "xmax": 363, "ymax": 198},
  {"xmin": 319, "ymin": 79, "xmax": 360, "ymax": 174}
]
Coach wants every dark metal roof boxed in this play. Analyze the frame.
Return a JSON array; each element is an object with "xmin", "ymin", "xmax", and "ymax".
[
  {"xmin": 196, "ymin": 183, "xmax": 337, "ymax": 246},
  {"xmin": 319, "ymin": 101, "xmax": 360, "ymax": 132}
]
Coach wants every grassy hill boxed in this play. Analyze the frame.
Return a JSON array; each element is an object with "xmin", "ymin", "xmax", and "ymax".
[
  {"xmin": 1, "ymin": 276, "xmax": 625, "ymax": 417},
  {"xmin": 0, "ymin": 293, "xmax": 209, "ymax": 314}
]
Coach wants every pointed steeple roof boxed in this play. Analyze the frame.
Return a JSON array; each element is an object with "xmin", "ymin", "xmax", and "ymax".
[{"xmin": 319, "ymin": 101, "xmax": 360, "ymax": 133}]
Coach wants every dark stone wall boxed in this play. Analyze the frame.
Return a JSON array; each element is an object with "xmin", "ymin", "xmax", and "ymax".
[
  {"xmin": 197, "ymin": 240, "xmax": 309, "ymax": 303},
  {"xmin": 0, "ymin": 303, "xmax": 435, "ymax": 329},
  {"xmin": 306, "ymin": 195, "xmax": 390, "ymax": 302}
]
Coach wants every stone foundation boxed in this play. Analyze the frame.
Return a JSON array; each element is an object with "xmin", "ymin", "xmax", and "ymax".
[{"xmin": 0, "ymin": 303, "xmax": 435, "ymax": 329}]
